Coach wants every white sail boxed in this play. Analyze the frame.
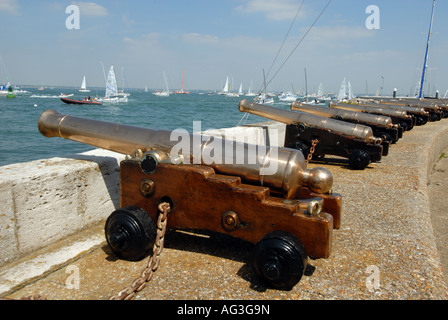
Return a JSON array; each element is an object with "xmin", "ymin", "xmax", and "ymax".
[
  {"xmin": 347, "ymin": 81, "xmax": 354, "ymax": 99},
  {"xmin": 246, "ymin": 81, "xmax": 257, "ymax": 97},
  {"xmin": 218, "ymin": 76, "xmax": 230, "ymax": 95},
  {"xmin": 100, "ymin": 65, "xmax": 128, "ymax": 103},
  {"xmin": 337, "ymin": 78, "xmax": 347, "ymax": 101},
  {"xmin": 238, "ymin": 83, "xmax": 243, "ymax": 95},
  {"xmin": 338, "ymin": 78, "xmax": 355, "ymax": 101},
  {"xmin": 317, "ymin": 83, "xmax": 324, "ymax": 97},
  {"xmin": 105, "ymin": 65, "xmax": 118, "ymax": 98},
  {"xmin": 79, "ymin": 76, "xmax": 90, "ymax": 92}
]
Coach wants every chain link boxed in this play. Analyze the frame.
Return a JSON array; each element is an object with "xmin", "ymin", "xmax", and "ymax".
[
  {"xmin": 110, "ymin": 202, "xmax": 170, "ymax": 300},
  {"xmin": 306, "ymin": 139, "xmax": 320, "ymax": 164}
]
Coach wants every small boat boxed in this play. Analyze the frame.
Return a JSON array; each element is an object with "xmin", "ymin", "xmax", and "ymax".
[
  {"xmin": 61, "ymin": 97, "xmax": 102, "ymax": 105},
  {"xmin": 254, "ymin": 93, "xmax": 274, "ymax": 104},
  {"xmin": 58, "ymin": 93, "xmax": 74, "ymax": 98},
  {"xmin": 5, "ymin": 84, "xmax": 16, "ymax": 98},
  {"xmin": 278, "ymin": 91, "xmax": 298, "ymax": 102}
]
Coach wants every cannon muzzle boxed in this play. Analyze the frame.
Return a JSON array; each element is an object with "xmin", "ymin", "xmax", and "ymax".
[
  {"xmin": 38, "ymin": 109, "xmax": 333, "ymax": 198},
  {"xmin": 239, "ymin": 99, "xmax": 381, "ymax": 145}
]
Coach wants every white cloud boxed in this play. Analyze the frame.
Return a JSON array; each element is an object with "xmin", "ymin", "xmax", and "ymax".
[
  {"xmin": 236, "ymin": 0, "xmax": 305, "ymax": 21},
  {"xmin": 124, "ymin": 32, "xmax": 161, "ymax": 46},
  {"xmin": 71, "ymin": 1, "xmax": 109, "ymax": 16},
  {"xmin": 0, "ymin": 0, "xmax": 19, "ymax": 14},
  {"xmin": 182, "ymin": 33, "xmax": 219, "ymax": 45}
]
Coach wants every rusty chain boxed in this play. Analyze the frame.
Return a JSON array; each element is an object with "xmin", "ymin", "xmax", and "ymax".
[
  {"xmin": 306, "ymin": 139, "xmax": 320, "ymax": 164},
  {"xmin": 110, "ymin": 202, "xmax": 170, "ymax": 300}
]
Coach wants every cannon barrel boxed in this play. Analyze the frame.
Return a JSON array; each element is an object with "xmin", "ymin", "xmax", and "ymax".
[
  {"xmin": 291, "ymin": 101, "xmax": 395, "ymax": 128},
  {"xmin": 355, "ymin": 99, "xmax": 432, "ymax": 125},
  {"xmin": 239, "ymin": 99, "xmax": 381, "ymax": 144},
  {"xmin": 378, "ymin": 97, "xmax": 445, "ymax": 108},
  {"xmin": 329, "ymin": 101, "xmax": 415, "ymax": 130},
  {"xmin": 356, "ymin": 99, "xmax": 429, "ymax": 115},
  {"xmin": 329, "ymin": 102, "xmax": 410, "ymax": 118},
  {"xmin": 38, "ymin": 109, "xmax": 333, "ymax": 199},
  {"xmin": 377, "ymin": 98, "xmax": 446, "ymax": 120}
]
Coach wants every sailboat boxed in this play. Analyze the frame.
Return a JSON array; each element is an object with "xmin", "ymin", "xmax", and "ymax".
[
  {"xmin": 101, "ymin": 65, "xmax": 128, "ymax": 103},
  {"xmin": 152, "ymin": 70, "xmax": 170, "ymax": 97},
  {"xmin": 218, "ymin": 76, "xmax": 230, "ymax": 95},
  {"xmin": 245, "ymin": 81, "xmax": 257, "ymax": 97},
  {"xmin": 254, "ymin": 69, "xmax": 274, "ymax": 104},
  {"xmin": 337, "ymin": 78, "xmax": 355, "ymax": 102},
  {"xmin": 174, "ymin": 69, "xmax": 190, "ymax": 94},
  {"xmin": 306, "ymin": 83, "xmax": 330, "ymax": 105},
  {"xmin": 226, "ymin": 82, "xmax": 241, "ymax": 97},
  {"xmin": 79, "ymin": 76, "xmax": 90, "ymax": 93}
]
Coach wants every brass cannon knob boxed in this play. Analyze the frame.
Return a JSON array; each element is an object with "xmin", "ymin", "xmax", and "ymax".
[{"xmin": 221, "ymin": 211, "xmax": 240, "ymax": 232}]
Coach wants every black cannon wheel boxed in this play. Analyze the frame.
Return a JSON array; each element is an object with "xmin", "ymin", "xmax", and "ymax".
[
  {"xmin": 252, "ymin": 231, "xmax": 308, "ymax": 290},
  {"xmin": 416, "ymin": 116, "xmax": 428, "ymax": 126},
  {"xmin": 295, "ymin": 141, "xmax": 310, "ymax": 158},
  {"xmin": 399, "ymin": 121, "xmax": 408, "ymax": 132},
  {"xmin": 377, "ymin": 132, "xmax": 393, "ymax": 144},
  {"xmin": 348, "ymin": 149, "xmax": 371, "ymax": 170},
  {"xmin": 105, "ymin": 206, "xmax": 156, "ymax": 261}
]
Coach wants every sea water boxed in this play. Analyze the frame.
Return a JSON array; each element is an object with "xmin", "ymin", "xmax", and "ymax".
[{"xmin": 0, "ymin": 88, "xmax": 293, "ymax": 167}]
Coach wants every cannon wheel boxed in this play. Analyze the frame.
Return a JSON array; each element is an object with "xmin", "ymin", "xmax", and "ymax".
[
  {"xmin": 377, "ymin": 132, "xmax": 393, "ymax": 144},
  {"xmin": 252, "ymin": 231, "xmax": 308, "ymax": 290},
  {"xmin": 295, "ymin": 141, "xmax": 310, "ymax": 158},
  {"xmin": 348, "ymin": 149, "xmax": 371, "ymax": 170},
  {"xmin": 399, "ymin": 121, "xmax": 408, "ymax": 132},
  {"xmin": 416, "ymin": 116, "xmax": 427, "ymax": 126},
  {"xmin": 105, "ymin": 206, "xmax": 156, "ymax": 261}
]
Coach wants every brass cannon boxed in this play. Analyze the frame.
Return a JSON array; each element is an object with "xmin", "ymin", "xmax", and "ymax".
[
  {"xmin": 377, "ymin": 98, "xmax": 446, "ymax": 120},
  {"xmin": 355, "ymin": 99, "xmax": 431, "ymax": 126},
  {"xmin": 239, "ymin": 99, "xmax": 386, "ymax": 170},
  {"xmin": 329, "ymin": 102, "xmax": 416, "ymax": 132},
  {"xmin": 291, "ymin": 101, "xmax": 401, "ymax": 144},
  {"xmin": 38, "ymin": 109, "xmax": 342, "ymax": 290}
]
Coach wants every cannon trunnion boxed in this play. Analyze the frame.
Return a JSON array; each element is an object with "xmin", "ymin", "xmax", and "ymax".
[{"xmin": 38, "ymin": 109, "xmax": 342, "ymax": 290}]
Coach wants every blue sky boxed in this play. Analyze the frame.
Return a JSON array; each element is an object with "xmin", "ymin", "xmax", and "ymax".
[{"xmin": 0, "ymin": 0, "xmax": 447, "ymax": 96}]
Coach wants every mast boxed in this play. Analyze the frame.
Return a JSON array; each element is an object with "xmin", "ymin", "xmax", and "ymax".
[
  {"xmin": 304, "ymin": 68, "xmax": 308, "ymax": 102},
  {"xmin": 181, "ymin": 68, "xmax": 184, "ymax": 92},
  {"xmin": 418, "ymin": 0, "xmax": 436, "ymax": 99}
]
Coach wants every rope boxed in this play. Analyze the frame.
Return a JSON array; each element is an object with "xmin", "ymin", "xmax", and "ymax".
[{"xmin": 264, "ymin": 0, "xmax": 334, "ymax": 91}]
